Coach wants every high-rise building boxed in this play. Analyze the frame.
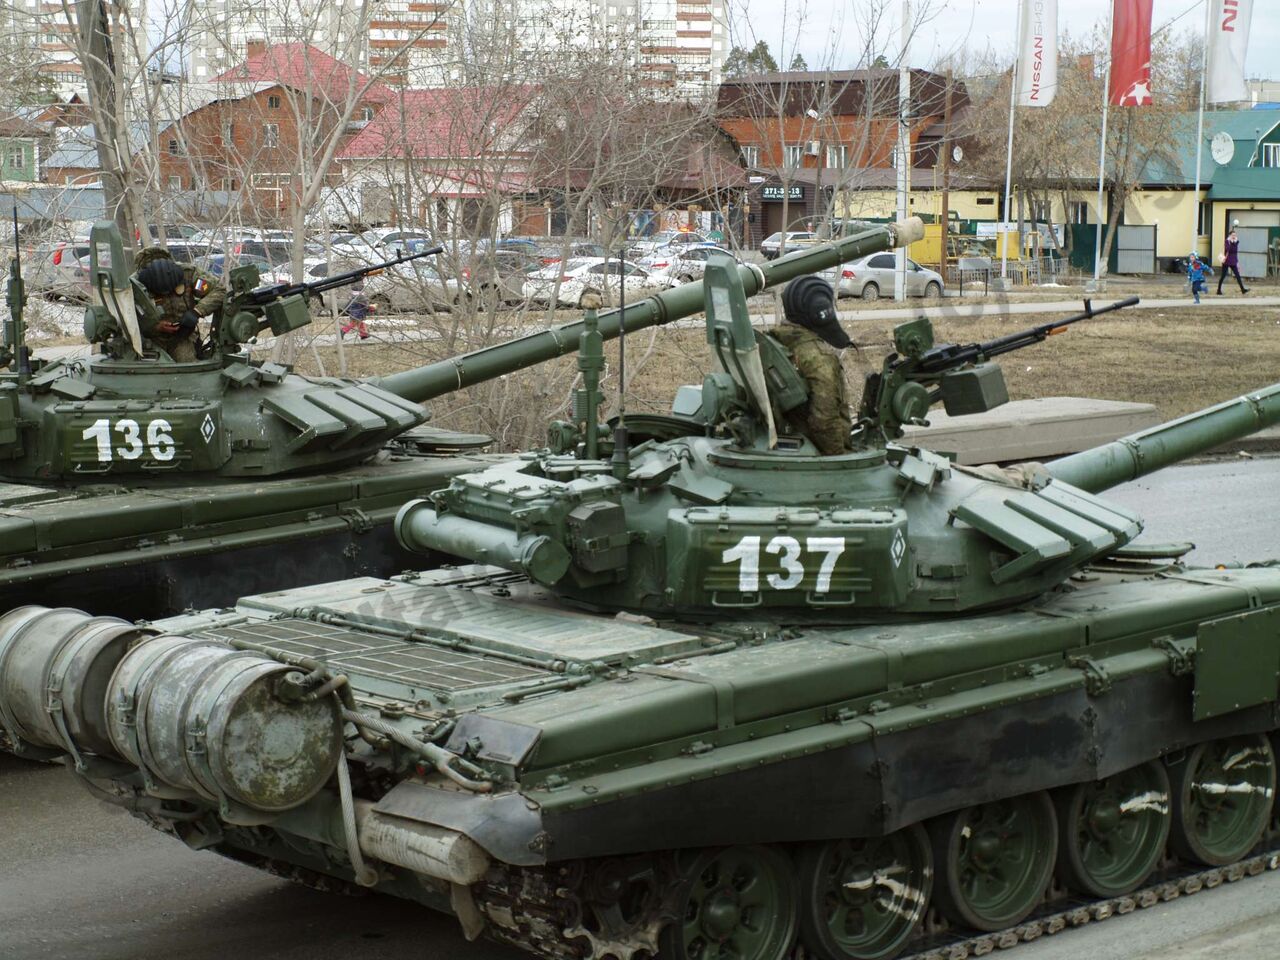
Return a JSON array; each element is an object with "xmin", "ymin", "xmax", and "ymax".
[{"xmin": 9, "ymin": 0, "xmax": 150, "ymax": 100}]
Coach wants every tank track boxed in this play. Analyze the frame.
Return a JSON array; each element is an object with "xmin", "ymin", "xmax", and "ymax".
[{"xmin": 471, "ymin": 844, "xmax": 1280, "ymax": 960}]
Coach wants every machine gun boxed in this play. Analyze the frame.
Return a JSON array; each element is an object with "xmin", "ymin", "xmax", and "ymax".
[
  {"xmin": 858, "ymin": 297, "xmax": 1141, "ymax": 442},
  {"xmin": 239, "ymin": 245, "xmax": 443, "ymax": 307},
  {"xmin": 212, "ymin": 244, "xmax": 444, "ymax": 350}
]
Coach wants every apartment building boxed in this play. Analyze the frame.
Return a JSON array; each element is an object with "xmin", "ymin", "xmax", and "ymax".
[{"xmin": 8, "ymin": 0, "xmax": 149, "ymax": 100}]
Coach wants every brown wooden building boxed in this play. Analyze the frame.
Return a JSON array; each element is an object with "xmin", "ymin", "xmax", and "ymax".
[{"xmin": 716, "ymin": 68, "xmax": 969, "ymax": 243}]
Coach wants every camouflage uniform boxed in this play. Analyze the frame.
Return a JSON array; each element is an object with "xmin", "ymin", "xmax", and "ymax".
[
  {"xmin": 134, "ymin": 247, "xmax": 226, "ymax": 362},
  {"xmin": 769, "ymin": 324, "xmax": 853, "ymax": 456}
]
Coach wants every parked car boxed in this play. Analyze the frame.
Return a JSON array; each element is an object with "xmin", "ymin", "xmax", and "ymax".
[
  {"xmin": 759, "ymin": 231, "xmax": 818, "ymax": 259},
  {"xmin": 197, "ymin": 253, "xmax": 274, "ymax": 280},
  {"xmin": 362, "ymin": 257, "xmax": 462, "ymax": 313},
  {"xmin": 628, "ymin": 229, "xmax": 708, "ymax": 258},
  {"xmin": 535, "ymin": 239, "xmax": 608, "ymax": 266},
  {"xmin": 524, "ymin": 257, "xmax": 666, "ymax": 308},
  {"xmin": 23, "ymin": 242, "xmax": 92, "ymax": 301},
  {"xmin": 642, "ymin": 244, "xmax": 738, "ymax": 285},
  {"xmin": 225, "ymin": 239, "xmax": 322, "ymax": 270},
  {"xmin": 820, "ymin": 253, "xmax": 946, "ymax": 301},
  {"xmin": 459, "ymin": 250, "xmax": 542, "ymax": 306}
]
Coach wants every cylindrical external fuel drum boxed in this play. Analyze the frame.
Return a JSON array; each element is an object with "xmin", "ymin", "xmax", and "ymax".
[
  {"xmin": 0, "ymin": 607, "xmax": 147, "ymax": 756},
  {"xmin": 108, "ymin": 634, "xmax": 343, "ymax": 811}
]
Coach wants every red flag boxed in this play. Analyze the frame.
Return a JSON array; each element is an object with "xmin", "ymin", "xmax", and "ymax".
[{"xmin": 1110, "ymin": 0, "xmax": 1154, "ymax": 106}]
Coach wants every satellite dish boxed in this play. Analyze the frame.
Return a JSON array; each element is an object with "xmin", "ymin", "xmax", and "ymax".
[{"xmin": 1211, "ymin": 131, "xmax": 1235, "ymax": 166}]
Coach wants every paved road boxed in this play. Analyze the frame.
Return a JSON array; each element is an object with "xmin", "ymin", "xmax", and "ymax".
[{"xmin": 2, "ymin": 458, "xmax": 1278, "ymax": 960}]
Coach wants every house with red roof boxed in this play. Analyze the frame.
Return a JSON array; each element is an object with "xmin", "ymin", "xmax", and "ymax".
[
  {"xmin": 335, "ymin": 85, "xmax": 541, "ymax": 233},
  {"xmin": 154, "ymin": 42, "xmax": 394, "ymax": 220}
]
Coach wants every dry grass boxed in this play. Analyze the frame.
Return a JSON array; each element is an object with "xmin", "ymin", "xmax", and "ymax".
[{"xmin": 289, "ymin": 302, "xmax": 1280, "ymax": 450}]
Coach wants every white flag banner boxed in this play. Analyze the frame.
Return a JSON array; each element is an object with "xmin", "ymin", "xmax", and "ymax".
[
  {"xmin": 1207, "ymin": 0, "xmax": 1253, "ymax": 103},
  {"xmin": 1017, "ymin": 0, "xmax": 1058, "ymax": 106}
]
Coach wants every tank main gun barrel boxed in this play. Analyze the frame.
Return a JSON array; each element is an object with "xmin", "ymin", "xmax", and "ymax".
[
  {"xmin": 377, "ymin": 219, "xmax": 925, "ymax": 404},
  {"xmin": 1047, "ymin": 382, "xmax": 1280, "ymax": 493}
]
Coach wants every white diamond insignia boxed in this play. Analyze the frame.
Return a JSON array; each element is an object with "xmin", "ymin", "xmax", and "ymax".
[
  {"xmin": 890, "ymin": 529, "xmax": 906, "ymax": 568},
  {"xmin": 200, "ymin": 414, "xmax": 216, "ymax": 444}
]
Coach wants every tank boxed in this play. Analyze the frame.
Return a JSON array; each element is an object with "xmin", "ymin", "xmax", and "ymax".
[
  {"xmin": 0, "ymin": 220, "xmax": 918, "ymax": 618},
  {"xmin": 4, "ymin": 226, "xmax": 1280, "ymax": 960}
]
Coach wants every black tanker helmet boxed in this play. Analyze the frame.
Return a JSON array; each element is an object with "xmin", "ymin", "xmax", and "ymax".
[
  {"xmin": 137, "ymin": 258, "xmax": 186, "ymax": 297},
  {"xmin": 782, "ymin": 275, "xmax": 850, "ymax": 349}
]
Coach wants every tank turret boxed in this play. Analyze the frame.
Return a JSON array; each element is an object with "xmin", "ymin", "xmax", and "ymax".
[{"xmin": 395, "ymin": 250, "xmax": 1280, "ymax": 618}]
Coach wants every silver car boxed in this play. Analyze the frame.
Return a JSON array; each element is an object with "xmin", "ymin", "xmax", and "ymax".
[
  {"xmin": 23, "ymin": 241, "xmax": 92, "ymax": 301},
  {"xmin": 828, "ymin": 253, "xmax": 945, "ymax": 301}
]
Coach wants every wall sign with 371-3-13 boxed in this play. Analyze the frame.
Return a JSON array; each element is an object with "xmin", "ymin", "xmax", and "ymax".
[{"xmin": 761, "ymin": 185, "xmax": 804, "ymax": 201}]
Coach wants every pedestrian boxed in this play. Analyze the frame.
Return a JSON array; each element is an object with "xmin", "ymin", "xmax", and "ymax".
[
  {"xmin": 1216, "ymin": 222, "xmax": 1249, "ymax": 296},
  {"xmin": 1186, "ymin": 253, "xmax": 1211, "ymax": 304},
  {"xmin": 340, "ymin": 282, "xmax": 371, "ymax": 340}
]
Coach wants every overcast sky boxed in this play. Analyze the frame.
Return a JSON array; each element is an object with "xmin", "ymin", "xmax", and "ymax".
[{"xmin": 731, "ymin": 0, "xmax": 1279, "ymax": 80}]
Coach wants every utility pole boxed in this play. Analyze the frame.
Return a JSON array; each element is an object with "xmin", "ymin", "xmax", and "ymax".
[
  {"xmin": 938, "ymin": 70, "xmax": 953, "ymax": 276},
  {"xmin": 895, "ymin": 0, "xmax": 911, "ymax": 302}
]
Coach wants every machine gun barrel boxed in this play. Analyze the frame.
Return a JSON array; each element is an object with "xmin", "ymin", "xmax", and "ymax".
[
  {"xmin": 915, "ymin": 297, "xmax": 1140, "ymax": 374},
  {"xmin": 1047, "ymin": 381, "xmax": 1280, "ymax": 494},
  {"xmin": 378, "ymin": 218, "xmax": 925, "ymax": 404},
  {"xmin": 244, "ymin": 245, "xmax": 444, "ymax": 306}
]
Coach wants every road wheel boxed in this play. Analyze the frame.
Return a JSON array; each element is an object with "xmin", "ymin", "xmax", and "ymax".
[
  {"xmin": 678, "ymin": 273, "xmax": 696, "ymax": 284},
  {"xmin": 929, "ymin": 791, "xmax": 1057, "ymax": 932},
  {"xmin": 796, "ymin": 824, "xmax": 932, "ymax": 960},
  {"xmin": 860, "ymin": 283, "xmax": 879, "ymax": 302},
  {"xmin": 578, "ymin": 289, "xmax": 603, "ymax": 309},
  {"xmin": 658, "ymin": 846, "xmax": 797, "ymax": 960},
  {"xmin": 1055, "ymin": 761, "xmax": 1171, "ymax": 897},
  {"xmin": 924, "ymin": 281, "xmax": 942, "ymax": 300},
  {"xmin": 1169, "ymin": 735, "xmax": 1275, "ymax": 866}
]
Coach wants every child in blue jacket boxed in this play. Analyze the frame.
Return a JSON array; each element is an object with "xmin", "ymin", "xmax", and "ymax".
[{"xmin": 1186, "ymin": 253, "xmax": 1212, "ymax": 304}]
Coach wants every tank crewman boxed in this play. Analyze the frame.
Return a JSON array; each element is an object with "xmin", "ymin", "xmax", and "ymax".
[
  {"xmin": 768, "ymin": 275, "xmax": 854, "ymax": 455},
  {"xmin": 133, "ymin": 246, "xmax": 226, "ymax": 362}
]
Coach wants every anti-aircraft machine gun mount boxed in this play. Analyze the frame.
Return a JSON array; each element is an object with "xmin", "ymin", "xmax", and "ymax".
[{"xmin": 3, "ymin": 221, "xmax": 1279, "ymax": 960}]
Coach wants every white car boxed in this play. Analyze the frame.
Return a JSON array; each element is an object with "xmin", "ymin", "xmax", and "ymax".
[
  {"xmin": 643, "ymin": 244, "xmax": 738, "ymax": 285},
  {"xmin": 821, "ymin": 253, "xmax": 945, "ymax": 301},
  {"xmin": 628, "ymin": 229, "xmax": 708, "ymax": 258},
  {"xmin": 760, "ymin": 231, "xmax": 818, "ymax": 259},
  {"xmin": 525, "ymin": 258, "xmax": 665, "ymax": 308}
]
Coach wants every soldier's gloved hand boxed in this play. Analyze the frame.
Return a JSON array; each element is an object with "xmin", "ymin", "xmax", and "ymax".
[
  {"xmin": 179, "ymin": 310, "xmax": 201, "ymax": 332},
  {"xmin": 156, "ymin": 320, "xmax": 180, "ymax": 334}
]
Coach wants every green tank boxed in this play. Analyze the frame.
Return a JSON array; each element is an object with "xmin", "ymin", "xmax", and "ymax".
[{"xmin": 3, "ymin": 222, "xmax": 1279, "ymax": 960}]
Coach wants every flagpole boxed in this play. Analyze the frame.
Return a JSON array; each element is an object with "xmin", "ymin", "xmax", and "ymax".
[
  {"xmin": 1091, "ymin": 5, "xmax": 1114, "ymax": 288},
  {"xmin": 1190, "ymin": 0, "xmax": 1212, "ymax": 258},
  {"xmin": 1000, "ymin": 0, "xmax": 1026, "ymax": 283}
]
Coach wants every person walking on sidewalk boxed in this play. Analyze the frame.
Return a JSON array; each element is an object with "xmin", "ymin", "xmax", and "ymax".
[
  {"xmin": 1187, "ymin": 253, "xmax": 1212, "ymax": 304},
  {"xmin": 1217, "ymin": 223, "xmax": 1249, "ymax": 296},
  {"xmin": 339, "ymin": 283, "xmax": 372, "ymax": 340}
]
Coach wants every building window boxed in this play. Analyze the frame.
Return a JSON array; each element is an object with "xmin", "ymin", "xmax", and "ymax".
[
  {"xmin": 263, "ymin": 123, "xmax": 279, "ymax": 148},
  {"xmin": 1068, "ymin": 201, "xmax": 1089, "ymax": 225},
  {"xmin": 8, "ymin": 148, "xmax": 23, "ymax": 168},
  {"xmin": 222, "ymin": 120, "xmax": 233, "ymax": 145},
  {"xmin": 167, "ymin": 139, "xmax": 180, "ymax": 155},
  {"xmin": 267, "ymin": 94, "xmax": 282, "ymax": 109},
  {"xmin": 361, "ymin": 106, "xmax": 375, "ymax": 122},
  {"xmin": 740, "ymin": 145, "xmax": 759, "ymax": 167},
  {"xmin": 825, "ymin": 143, "xmax": 849, "ymax": 169},
  {"xmin": 1197, "ymin": 201, "xmax": 1211, "ymax": 236},
  {"xmin": 168, "ymin": 175, "xmax": 182, "ymax": 190},
  {"xmin": 1261, "ymin": 143, "xmax": 1280, "ymax": 168},
  {"xmin": 783, "ymin": 143, "xmax": 802, "ymax": 168},
  {"xmin": 220, "ymin": 178, "xmax": 237, "ymax": 191}
]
